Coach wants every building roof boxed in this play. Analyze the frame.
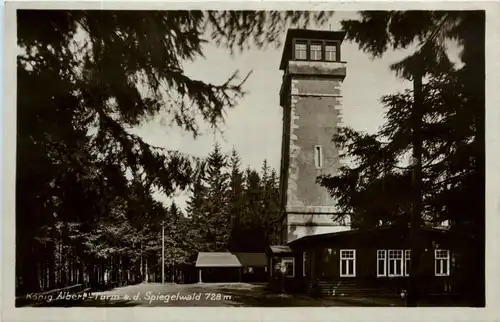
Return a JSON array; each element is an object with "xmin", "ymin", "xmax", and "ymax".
[
  {"xmin": 234, "ymin": 253, "xmax": 267, "ymax": 267},
  {"xmin": 195, "ymin": 252, "xmax": 266, "ymax": 268},
  {"xmin": 287, "ymin": 225, "xmax": 451, "ymax": 247},
  {"xmin": 279, "ymin": 29, "xmax": 346, "ymax": 70},
  {"xmin": 268, "ymin": 245, "xmax": 293, "ymax": 254},
  {"xmin": 196, "ymin": 252, "xmax": 241, "ymax": 268}
]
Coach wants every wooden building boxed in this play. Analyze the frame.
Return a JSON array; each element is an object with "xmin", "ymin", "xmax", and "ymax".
[{"xmin": 268, "ymin": 226, "xmax": 453, "ymax": 297}]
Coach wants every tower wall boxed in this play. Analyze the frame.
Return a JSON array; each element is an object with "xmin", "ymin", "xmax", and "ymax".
[
  {"xmin": 280, "ymin": 60, "xmax": 350, "ymax": 243},
  {"xmin": 287, "ymin": 77, "xmax": 342, "ymax": 209}
]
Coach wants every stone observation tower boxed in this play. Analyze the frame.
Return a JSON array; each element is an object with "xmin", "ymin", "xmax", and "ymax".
[{"xmin": 278, "ymin": 29, "xmax": 351, "ymax": 244}]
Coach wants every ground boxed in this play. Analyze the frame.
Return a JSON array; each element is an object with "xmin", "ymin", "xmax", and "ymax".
[
  {"xmin": 26, "ymin": 282, "xmax": 468, "ymax": 307},
  {"xmin": 37, "ymin": 282, "xmax": 389, "ymax": 307}
]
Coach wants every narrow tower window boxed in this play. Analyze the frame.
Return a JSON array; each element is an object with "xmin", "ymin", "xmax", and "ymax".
[{"xmin": 314, "ymin": 145, "xmax": 323, "ymax": 169}]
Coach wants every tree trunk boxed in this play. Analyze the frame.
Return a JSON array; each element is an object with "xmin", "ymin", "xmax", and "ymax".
[
  {"xmin": 79, "ymin": 261, "xmax": 84, "ymax": 285},
  {"xmin": 407, "ymin": 62, "xmax": 424, "ymax": 307},
  {"xmin": 49, "ymin": 255, "xmax": 55, "ymax": 290},
  {"xmin": 140, "ymin": 243, "xmax": 144, "ymax": 281}
]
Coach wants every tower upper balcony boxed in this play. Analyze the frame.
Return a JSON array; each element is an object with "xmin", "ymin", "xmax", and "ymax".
[
  {"xmin": 279, "ymin": 29, "xmax": 347, "ymax": 106},
  {"xmin": 279, "ymin": 29, "xmax": 347, "ymax": 75}
]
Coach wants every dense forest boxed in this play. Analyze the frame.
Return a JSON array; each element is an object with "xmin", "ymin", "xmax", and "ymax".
[{"xmin": 18, "ymin": 142, "xmax": 280, "ymax": 293}]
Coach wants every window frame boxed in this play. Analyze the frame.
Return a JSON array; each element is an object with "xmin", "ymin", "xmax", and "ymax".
[
  {"xmin": 340, "ymin": 249, "xmax": 356, "ymax": 277},
  {"xmin": 303, "ymin": 252, "xmax": 307, "ymax": 277},
  {"xmin": 325, "ymin": 42, "xmax": 338, "ymax": 61},
  {"xmin": 387, "ymin": 249, "xmax": 404, "ymax": 277},
  {"xmin": 377, "ymin": 250, "xmax": 387, "ymax": 277},
  {"xmin": 310, "ymin": 41, "xmax": 323, "ymax": 61},
  {"xmin": 293, "ymin": 40, "xmax": 308, "ymax": 61},
  {"xmin": 435, "ymin": 249, "xmax": 450, "ymax": 277},
  {"xmin": 314, "ymin": 145, "xmax": 324, "ymax": 169},
  {"xmin": 282, "ymin": 257, "xmax": 295, "ymax": 278},
  {"xmin": 291, "ymin": 38, "xmax": 341, "ymax": 63},
  {"xmin": 404, "ymin": 250, "xmax": 411, "ymax": 276}
]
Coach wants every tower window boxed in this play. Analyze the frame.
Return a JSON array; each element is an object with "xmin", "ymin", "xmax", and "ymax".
[
  {"xmin": 314, "ymin": 145, "xmax": 323, "ymax": 169},
  {"xmin": 294, "ymin": 41, "xmax": 307, "ymax": 60},
  {"xmin": 310, "ymin": 42, "xmax": 322, "ymax": 61},
  {"xmin": 325, "ymin": 42, "xmax": 337, "ymax": 61}
]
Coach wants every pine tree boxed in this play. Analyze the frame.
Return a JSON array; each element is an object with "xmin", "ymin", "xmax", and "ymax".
[
  {"xmin": 259, "ymin": 160, "xmax": 272, "ymax": 247},
  {"xmin": 239, "ymin": 168, "xmax": 266, "ymax": 252},
  {"xmin": 204, "ymin": 143, "xmax": 230, "ymax": 251},
  {"xmin": 186, "ymin": 162, "xmax": 208, "ymax": 253},
  {"xmin": 226, "ymin": 148, "xmax": 245, "ymax": 252},
  {"xmin": 264, "ymin": 168, "xmax": 282, "ymax": 246}
]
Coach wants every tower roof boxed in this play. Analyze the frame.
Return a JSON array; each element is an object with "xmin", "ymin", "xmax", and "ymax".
[{"xmin": 279, "ymin": 29, "xmax": 346, "ymax": 70}]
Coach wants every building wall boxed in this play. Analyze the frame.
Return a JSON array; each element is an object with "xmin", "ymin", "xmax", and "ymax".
[
  {"xmin": 286, "ymin": 213, "xmax": 351, "ymax": 242},
  {"xmin": 279, "ymin": 60, "xmax": 350, "ymax": 244}
]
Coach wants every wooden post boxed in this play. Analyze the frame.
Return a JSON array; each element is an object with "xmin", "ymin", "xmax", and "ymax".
[
  {"xmin": 198, "ymin": 269, "xmax": 202, "ymax": 283},
  {"xmin": 162, "ymin": 221, "xmax": 165, "ymax": 284}
]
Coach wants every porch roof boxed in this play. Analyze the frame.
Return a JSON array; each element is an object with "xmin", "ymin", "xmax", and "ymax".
[
  {"xmin": 195, "ymin": 252, "xmax": 241, "ymax": 268},
  {"xmin": 268, "ymin": 245, "xmax": 293, "ymax": 254}
]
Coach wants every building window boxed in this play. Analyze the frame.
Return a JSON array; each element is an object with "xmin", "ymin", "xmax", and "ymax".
[
  {"xmin": 303, "ymin": 252, "xmax": 307, "ymax": 277},
  {"xmin": 404, "ymin": 250, "xmax": 411, "ymax": 276},
  {"xmin": 294, "ymin": 41, "xmax": 307, "ymax": 60},
  {"xmin": 310, "ymin": 42, "xmax": 322, "ymax": 61},
  {"xmin": 377, "ymin": 250, "xmax": 387, "ymax": 277},
  {"xmin": 314, "ymin": 145, "xmax": 323, "ymax": 169},
  {"xmin": 244, "ymin": 266, "xmax": 254, "ymax": 274},
  {"xmin": 340, "ymin": 249, "xmax": 356, "ymax": 277},
  {"xmin": 325, "ymin": 42, "xmax": 337, "ymax": 61},
  {"xmin": 282, "ymin": 257, "xmax": 295, "ymax": 278},
  {"xmin": 388, "ymin": 250, "xmax": 404, "ymax": 277},
  {"xmin": 435, "ymin": 249, "xmax": 450, "ymax": 276}
]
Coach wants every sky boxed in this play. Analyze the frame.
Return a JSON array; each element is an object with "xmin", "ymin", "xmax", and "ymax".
[{"xmin": 129, "ymin": 12, "xmax": 458, "ymax": 210}]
